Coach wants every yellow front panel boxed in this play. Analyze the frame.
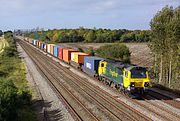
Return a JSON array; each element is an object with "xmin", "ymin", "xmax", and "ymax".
[
  {"xmin": 123, "ymin": 70, "xmax": 130, "ymax": 88},
  {"xmin": 98, "ymin": 61, "xmax": 107, "ymax": 75},
  {"xmin": 124, "ymin": 69, "xmax": 150, "ymax": 88}
]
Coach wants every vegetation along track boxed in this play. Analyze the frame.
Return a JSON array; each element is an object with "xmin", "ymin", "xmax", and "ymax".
[{"xmin": 18, "ymin": 39, "xmax": 150, "ymax": 121}]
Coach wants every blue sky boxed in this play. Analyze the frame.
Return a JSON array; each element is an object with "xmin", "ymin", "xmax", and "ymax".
[{"xmin": 0, "ymin": 0, "xmax": 179, "ymax": 31}]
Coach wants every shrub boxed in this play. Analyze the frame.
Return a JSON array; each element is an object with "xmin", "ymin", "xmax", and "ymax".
[{"xmin": 96, "ymin": 43, "xmax": 131, "ymax": 63}]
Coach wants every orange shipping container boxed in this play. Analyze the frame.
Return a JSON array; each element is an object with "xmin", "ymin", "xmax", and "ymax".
[
  {"xmin": 71, "ymin": 52, "xmax": 89, "ymax": 65},
  {"xmin": 50, "ymin": 44, "xmax": 55, "ymax": 55},
  {"xmin": 38, "ymin": 41, "xmax": 41, "ymax": 48},
  {"xmin": 63, "ymin": 48, "xmax": 77, "ymax": 63}
]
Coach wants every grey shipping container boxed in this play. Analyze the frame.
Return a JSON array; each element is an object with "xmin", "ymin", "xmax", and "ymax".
[{"xmin": 82, "ymin": 56, "xmax": 103, "ymax": 77}]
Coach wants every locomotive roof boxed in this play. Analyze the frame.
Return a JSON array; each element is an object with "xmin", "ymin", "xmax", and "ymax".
[
  {"xmin": 102, "ymin": 59, "xmax": 136, "ymax": 69},
  {"xmin": 126, "ymin": 66, "xmax": 147, "ymax": 71},
  {"xmin": 101, "ymin": 59, "xmax": 146, "ymax": 70}
]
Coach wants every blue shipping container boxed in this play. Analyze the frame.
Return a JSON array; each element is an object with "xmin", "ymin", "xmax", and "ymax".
[
  {"xmin": 41, "ymin": 43, "xmax": 44, "ymax": 49},
  {"xmin": 41, "ymin": 43, "xmax": 46, "ymax": 49},
  {"xmin": 33, "ymin": 40, "xmax": 37, "ymax": 45},
  {"xmin": 82, "ymin": 56, "xmax": 104, "ymax": 76},
  {"xmin": 53, "ymin": 46, "xmax": 64, "ymax": 57}
]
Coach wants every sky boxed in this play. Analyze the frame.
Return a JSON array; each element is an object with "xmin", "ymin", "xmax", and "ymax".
[{"xmin": 0, "ymin": 0, "xmax": 179, "ymax": 31}]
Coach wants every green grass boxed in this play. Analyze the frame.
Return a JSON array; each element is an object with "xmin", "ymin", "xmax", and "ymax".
[{"xmin": 0, "ymin": 34, "xmax": 37, "ymax": 121}]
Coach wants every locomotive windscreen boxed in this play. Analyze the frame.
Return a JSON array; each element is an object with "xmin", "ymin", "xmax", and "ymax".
[{"xmin": 131, "ymin": 67, "xmax": 147, "ymax": 78}]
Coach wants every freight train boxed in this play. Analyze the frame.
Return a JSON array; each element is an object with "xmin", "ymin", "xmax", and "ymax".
[{"xmin": 24, "ymin": 38, "xmax": 150, "ymax": 95}]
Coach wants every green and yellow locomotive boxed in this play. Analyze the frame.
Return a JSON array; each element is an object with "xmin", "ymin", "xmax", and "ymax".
[{"xmin": 98, "ymin": 59, "xmax": 150, "ymax": 94}]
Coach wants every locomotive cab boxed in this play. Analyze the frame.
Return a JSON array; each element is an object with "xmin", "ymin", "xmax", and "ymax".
[{"xmin": 124, "ymin": 66, "xmax": 150, "ymax": 94}]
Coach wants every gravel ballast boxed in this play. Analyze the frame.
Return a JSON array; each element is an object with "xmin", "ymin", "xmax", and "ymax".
[{"xmin": 17, "ymin": 43, "xmax": 74, "ymax": 121}]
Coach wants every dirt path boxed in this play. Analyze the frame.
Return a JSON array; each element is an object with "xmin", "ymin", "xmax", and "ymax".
[{"xmin": 0, "ymin": 36, "xmax": 9, "ymax": 53}]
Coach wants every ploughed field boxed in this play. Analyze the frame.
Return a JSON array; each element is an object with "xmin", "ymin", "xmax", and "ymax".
[{"xmin": 59, "ymin": 43, "xmax": 153, "ymax": 67}]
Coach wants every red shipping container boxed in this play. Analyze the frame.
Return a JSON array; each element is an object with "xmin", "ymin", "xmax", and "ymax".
[{"xmin": 58, "ymin": 48, "xmax": 63, "ymax": 60}]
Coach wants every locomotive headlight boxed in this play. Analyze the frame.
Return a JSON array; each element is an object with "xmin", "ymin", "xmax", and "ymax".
[
  {"xmin": 144, "ymin": 82, "xmax": 149, "ymax": 87},
  {"xmin": 130, "ymin": 82, "xmax": 135, "ymax": 87}
]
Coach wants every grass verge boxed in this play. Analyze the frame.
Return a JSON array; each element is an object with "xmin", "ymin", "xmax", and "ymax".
[{"xmin": 0, "ymin": 33, "xmax": 37, "ymax": 121}]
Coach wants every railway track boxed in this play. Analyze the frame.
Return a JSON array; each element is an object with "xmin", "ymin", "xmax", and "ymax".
[
  {"xmin": 131, "ymin": 96, "xmax": 180, "ymax": 121},
  {"xmin": 18, "ymin": 40, "xmax": 98, "ymax": 121},
  {"xmin": 18, "ymin": 39, "xmax": 150, "ymax": 120},
  {"xmin": 148, "ymin": 90, "xmax": 180, "ymax": 109}
]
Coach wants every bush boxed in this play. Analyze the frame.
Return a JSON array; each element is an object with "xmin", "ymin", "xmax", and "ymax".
[
  {"xmin": 0, "ymin": 78, "xmax": 32, "ymax": 121},
  {"xmin": 96, "ymin": 43, "xmax": 131, "ymax": 63},
  {"xmin": 77, "ymin": 47, "xmax": 84, "ymax": 52},
  {"xmin": 0, "ymin": 79, "xmax": 19, "ymax": 121},
  {"xmin": 86, "ymin": 47, "xmax": 95, "ymax": 56}
]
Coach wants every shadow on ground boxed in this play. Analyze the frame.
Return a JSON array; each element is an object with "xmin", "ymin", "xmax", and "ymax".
[{"xmin": 33, "ymin": 99, "xmax": 64, "ymax": 121}]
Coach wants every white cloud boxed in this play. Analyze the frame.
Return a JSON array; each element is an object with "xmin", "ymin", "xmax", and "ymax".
[{"xmin": 0, "ymin": 0, "xmax": 179, "ymax": 30}]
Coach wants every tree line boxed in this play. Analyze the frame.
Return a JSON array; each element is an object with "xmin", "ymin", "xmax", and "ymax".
[
  {"xmin": 24, "ymin": 28, "xmax": 151, "ymax": 43},
  {"xmin": 150, "ymin": 6, "xmax": 180, "ymax": 90}
]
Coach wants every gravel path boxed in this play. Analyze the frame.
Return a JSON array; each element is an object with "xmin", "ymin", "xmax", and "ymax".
[{"xmin": 17, "ymin": 43, "xmax": 74, "ymax": 121}]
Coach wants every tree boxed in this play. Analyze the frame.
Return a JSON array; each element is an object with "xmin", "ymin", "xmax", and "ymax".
[
  {"xmin": 85, "ymin": 30, "xmax": 96, "ymax": 42},
  {"xmin": 0, "ymin": 30, "xmax": 3, "ymax": 37},
  {"xmin": 52, "ymin": 32, "xmax": 60, "ymax": 42},
  {"xmin": 150, "ymin": 6, "xmax": 180, "ymax": 89}
]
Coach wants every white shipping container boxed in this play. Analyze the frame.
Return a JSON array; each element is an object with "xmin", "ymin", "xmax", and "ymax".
[
  {"xmin": 71, "ymin": 53, "xmax": 75, "ymax": 61},
  {"xmin": 47, "ymin": 44, "xmax": 51, "ymax": 53}
]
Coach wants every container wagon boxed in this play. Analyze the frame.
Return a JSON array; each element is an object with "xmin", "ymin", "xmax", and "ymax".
[
  {"xmin": 82, "ymin": 56, "xmax": 103, "ymax": 77},
  {"xmin": 53, "ymin": 46, "xmax": 64, "ymax": 59},
  {"xmin": 50, "ymin": 44, "xmax": 55, "ymax": 55},
  {"xmin": 63, "ymin": 48, "xmax": 77, "ymax": 63},
  {"xmin": 71, "ymin": 52, "xmax": 89, "ymax": 69},
  {"xmin": 41, "ymin": 43, "xmax": 46, "ymax": 51}
]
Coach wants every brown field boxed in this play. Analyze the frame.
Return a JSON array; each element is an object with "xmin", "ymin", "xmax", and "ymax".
[{"xmin": 59, "ymin": 43, "xmax": 154, "ymax": 67}]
